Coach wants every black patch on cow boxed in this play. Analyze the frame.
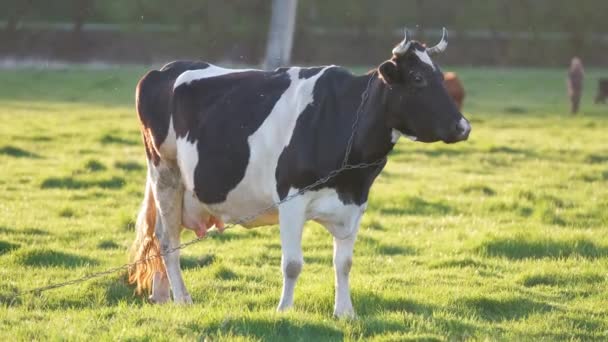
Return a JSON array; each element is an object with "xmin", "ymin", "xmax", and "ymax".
[
  {"xmin": 172, "ymin": 69, "xmax": 291, "ymax": 204},
  {"xmin": 276, "ymin": 67, "xmax": 392, "ymax": 205},
  {"xmin": 136, "ymin": 60, "xmax": 210, "ymax": 163},
  {"xmin": 298, "ymin": 67, "xmax": 325, "ymax": 79}
]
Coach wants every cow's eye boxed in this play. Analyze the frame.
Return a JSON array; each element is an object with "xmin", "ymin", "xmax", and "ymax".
[{"xmin": 412, "ymin": 73, "xmax": 425, "ymax": 87}]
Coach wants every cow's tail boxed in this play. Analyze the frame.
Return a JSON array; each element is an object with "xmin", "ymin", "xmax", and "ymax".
[{"xmin": 128, "ymin": 172, "xmax": 166, "ymax": 295}]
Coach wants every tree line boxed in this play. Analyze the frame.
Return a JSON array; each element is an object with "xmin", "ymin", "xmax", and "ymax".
[{"xmin": 1, "ymin": 0, "xmax": 607, "ymax": 66}]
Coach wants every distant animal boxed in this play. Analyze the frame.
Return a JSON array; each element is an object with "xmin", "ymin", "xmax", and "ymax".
[
  {"xmin": 443, "ymin": 71, "xmax": 465, "ymax": 110},
  {"xmin": 567, "ymin": 57, "xmax": 584, "ymax": 114},
  {"xmin": 129, "ymin": 28, "xmax": 470, "ymax": 318},
  {"xmin": 595, "ymin": 78, "xmax": 608, "ymax": 104}
]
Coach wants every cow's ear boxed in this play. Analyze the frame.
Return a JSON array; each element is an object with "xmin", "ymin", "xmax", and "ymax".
[{"xmin": 378, "ymin": 60, "xmax": 401, "ymax": 85}]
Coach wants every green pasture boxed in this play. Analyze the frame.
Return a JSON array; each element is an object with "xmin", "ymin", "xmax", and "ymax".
[{"xmin": 0, "ymin": 64, "xmax": 607, "ymax": 341}]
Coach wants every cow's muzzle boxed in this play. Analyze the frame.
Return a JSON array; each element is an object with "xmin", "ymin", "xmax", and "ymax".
[{"xmin": 443, "ymin": 118, "xmax": 471, "ymax": 143}]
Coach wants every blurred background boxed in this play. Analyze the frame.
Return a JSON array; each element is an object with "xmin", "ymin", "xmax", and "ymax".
[{"xmin": 1, "ymin": 0, "xmax": 607, "ymax": 68}]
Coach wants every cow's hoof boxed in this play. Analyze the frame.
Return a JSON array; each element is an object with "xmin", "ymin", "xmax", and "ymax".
[
  {"xmin": 333, "ymin": 307, "xmax": 356, "ymax": 319},
  {"xmin": 174, "ymin": 295, "xmax": 193, "ymax": 305},
  {"xmin": 148, "ymin": 294, "xmax": 170, "ymax": 304},
  {"xmin": 276, "ymin": 303, "xmax": 293, "ymax": 312}
]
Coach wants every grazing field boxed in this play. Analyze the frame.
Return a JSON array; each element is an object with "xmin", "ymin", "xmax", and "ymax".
[{"xmin": 0, "ymin": 64, "xmax": 607, "ymax": 341}]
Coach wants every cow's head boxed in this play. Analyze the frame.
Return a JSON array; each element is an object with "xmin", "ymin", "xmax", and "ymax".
[{"xmin": 378, "ymin": 28, "xmax": 470, "ymax": 143}]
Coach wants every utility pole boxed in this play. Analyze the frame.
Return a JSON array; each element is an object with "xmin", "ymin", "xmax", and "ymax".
[{"xmin": 263, "ymin": 0, "xmax": 298, "ymax": 70}]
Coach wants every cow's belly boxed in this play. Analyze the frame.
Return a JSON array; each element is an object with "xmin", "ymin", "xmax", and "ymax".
[
  {"xmin": 182, "ymin": 188, "xmax": 278, "ymax": 230},
  {"xmin": 182, "ymin": 185, "xmax": 365, "ymax": 239},
  {"xmin": 207, "ymin": 183, "xmax": 279, "ymax": 228}
]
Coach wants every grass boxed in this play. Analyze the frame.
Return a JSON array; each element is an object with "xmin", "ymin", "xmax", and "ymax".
[{"xmin": 0, "ymin": 64, "xmax": 607, "ymax": 340}]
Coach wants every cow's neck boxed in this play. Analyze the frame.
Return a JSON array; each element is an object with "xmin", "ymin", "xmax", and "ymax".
[{"xmin": 343, "ymin": 72, "xmax": 394, "ymax": 165}]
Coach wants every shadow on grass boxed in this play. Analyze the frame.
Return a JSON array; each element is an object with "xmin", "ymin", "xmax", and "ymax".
[
  {"xmin": 428, "ymin": 257, "xmax": 486, "ymax": 269},
  {"xmin": 476, "ymin": 237, "xmax": 608, "ymax": 260},
  {"xmin": 15, "ymin": 248, "xmax": 99, "ymax": 268},
  {"xmin": 83, "ymin": 159, "xmax": 107, "ymax": 172},
  {"xmin": 574, "ymin": 170, "xmax": 608, "ymax": 183},
  {"xmin": 0, "ymin": 240, "xmax": 20, "ymax": 256},
  {"xmin": 202, "ymin": 229, "xmax": 263, "ymax": 242},
  {"xmin": 357, "ymin": 235, "xmax": 418, "ymax": 256},
  {"xmin": 354, "ymin": 291, "xmax": 435, "ymax": 316},
  {"xmin": 97, "ymin": 239, "xmax": 120, "ymax": 250},
  {"xmin": 487, "ymin": 145, "xmax": 536, "ymax": 157},
  {"xmin": 377, "ymin": 196, "xmax": 454, "ymax": 216},
  {"xmin": 181, "ymin": 254, "xmax": 215, "ymax": 269},
  {"xmin": 114, "ymin": 161, "xmax": 144, "ymax": 171},
  {"xmin": 0, "ymin": 145, "xmax": 42, "ymax": 158},
  {"xmin": 450, "ymin": 295, "xmax": 555, "ymax": 322},
  {"xmin": 520, "ymin": 272, "xmax": 605, "ymax": 287},
  {"xmin": 194, "ymin": 317, "xmax": 344, "ymax": 341},
  {"xmin": 0, "ymin": 226, "xmax": 50, "ymax": 236},
  {"xmin": 100, "ymin": 133, "xmax": 138, "ymax": 146},
  {"xmin": 461, "ymin": 184, "xmax": 496, "ymax": 196},
  {"xmin": 304, "ymin": 254, "xmax": 332, "ymax": 265},
  {"xmin": 47, "ymin": 273, "xmax": 145, "ymax": 308},
  {"xmin": 24, "ymin": 135, "xmax": 53, "ymax": 142},
  {"xmin": 584, "ymin": 153, "xmax": 608, "ymax": 164},
  {"xmin": 41, "ymin": 176, "xmax": 125, "ymax": 190},
  {"xmin": 503, "ymin": 105, "xmax": 528, "ymax": 114},
  {"xmin": 0, "ymin": 284, "xmax": 20, "ymax": 306},
  {"xmin": 99, "ymin": 273, "xmax": 147, "ymax": 306},
  {"xmin": 213, "ymin": 265, "xmax": 239, "ymax": 280}
]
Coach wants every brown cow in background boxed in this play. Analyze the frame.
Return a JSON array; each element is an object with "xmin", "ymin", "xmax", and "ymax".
[
  {"xmin": 567, "ymin": 57, "xmax": 584, "ymax": 114},
  {"xmin": 444, "ymin": 72, "xmax": 465, "ymax": 110}
]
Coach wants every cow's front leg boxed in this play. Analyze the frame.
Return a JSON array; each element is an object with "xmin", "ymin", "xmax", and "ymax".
[
  {"xmin": 151, "ymin": 161, "xmax": 192, "ymax": 304},
  {"xmin": 277, "ymin": 199, "xmax": 306, "ymax": 311},
  {"xmin": 333, "ymin": 234, "xmax": 357, "ymax": 318}
]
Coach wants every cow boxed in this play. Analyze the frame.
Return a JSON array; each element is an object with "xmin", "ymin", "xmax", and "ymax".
[
  {"xmin": 595, "ymin": 78, "xmax": 608, "ymax": 104},
  {"xmin": 128, "ymin": 28, "xmax": 471, "ymax": 318},
  {"xmin": 443, "ymin": 71, "xmax": 465, "ymax": 110},
  {"xmin": 567, "ymin": 57, "xmax": 584, "ymax": 114}
]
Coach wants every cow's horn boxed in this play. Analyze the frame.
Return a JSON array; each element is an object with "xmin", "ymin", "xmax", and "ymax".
[
  {"xmin": 427, "ymin": 27, "xmax": 448, "ymax": 55},
  {"xmin": 392, "ymin": 28, "xmax": 411, "ymax": 56}
]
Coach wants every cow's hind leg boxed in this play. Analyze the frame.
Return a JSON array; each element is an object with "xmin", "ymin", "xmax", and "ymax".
[
  {"xmin": 149, "ymin": 160, "xmax": 192, "ymax": 304},
  {"xmin": 150, "ymin": 269, "xmax": 170, "ymax": 303},
  {"xmin": 276, "ymin": 197, "xmax": 306, "ymax": 311}
]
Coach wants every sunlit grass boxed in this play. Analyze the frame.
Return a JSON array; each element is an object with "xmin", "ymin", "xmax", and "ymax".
[{"xmin": 0, "ymin": 65, "xmax": 607, "ymax": 340}]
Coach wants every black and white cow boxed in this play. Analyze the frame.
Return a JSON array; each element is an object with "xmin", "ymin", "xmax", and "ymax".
[{"xmin": 129, "ymin": 29, "xmax": 470, "ymax": 317}]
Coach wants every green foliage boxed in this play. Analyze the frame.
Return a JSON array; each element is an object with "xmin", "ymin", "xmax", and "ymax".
[{"xmin": 0, "ymin": 65, "xmax": 608, "ymax": 339}]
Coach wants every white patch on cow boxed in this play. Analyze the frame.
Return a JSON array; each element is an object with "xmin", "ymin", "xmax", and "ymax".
[
  {"xmin": 391, "ymin": 129, "xmax": 402, "ymax": 143},
  {"xmin": 205, "ymin": 66, "xmax": 334, "ymax": 224},
  {"xmin": 304, "ymin": 188, "xmax": 366, "ymax": 239},
  {"xmin": 173, "ymin": 64, "xmax": 257, "ymax": 89},
  {"xmin": 158, "ymin": 116, "xmax": 177, "ymax": 159},
  {"xmin": 175, "ymin": 134, "xmax": 198, "ymax": 191},
  {"xmin": 414, "ymin": 49, "xmax": 435, "ymax": 70},
  {"xmin": 392, "ymin": 128, "xmax": 417, "ymax": 142}
]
